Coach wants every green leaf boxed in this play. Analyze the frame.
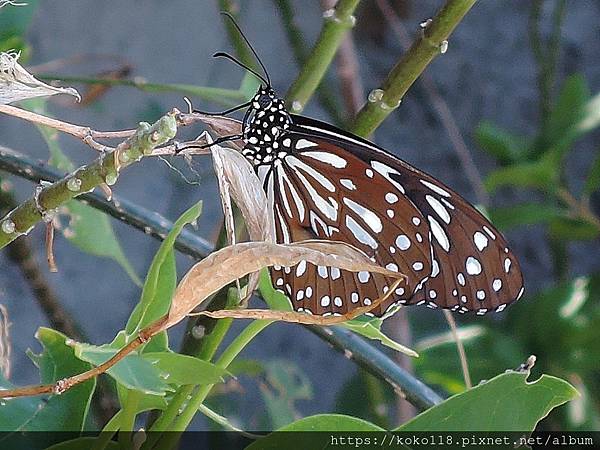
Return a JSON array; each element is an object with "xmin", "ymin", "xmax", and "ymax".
[
  {"xmin": 46, "ymin": 437, "xmax": 119, "ymax": 450},
  {"xmin": 246, "ymin": 414, "xmax": 383, "ymax": 449},
  {"xmin": 72, "ymin": 343, "xmax": 171, "ymax": 396},
  {"xmin": 338, "ymin": 315, "xmax": 417, "ymax": 356},
  {"xmin": 489, "ymin": 203, "xmax": 564, "ymax": 230},
  {"xmin": 259, "ymin": 360, "xmax": 313, "ymax": 429},
  {"xmin": 546, "ymin": 74, "xmax": 590, "ymax": 145},
  {"xmin": 227, "ymin": 358, "xmax": 266, "ymax": 377},
  {"xmin": 258, "ymin": 269, "xmax": 292, "ymax": 312},
  {"xmin": 126, "ymin": 202, "xmax": 202, "ymax": 335},
  {"xmin": 0, "ymin": 328, "xmax": 95, "ymax": 435},
  {"xmin": 474, "ymin": 122, "xmax": 530, "ymax": 164},
  {"xmin": 583, "ymin": 150, "xmax": 600, "ymax": 196},
  {"xmin": 509, "ymin": 277, "xmax": 599, "ymax": 369},
  {"xmin": 142, "ymin": 352, "xmax": 229, "ymax": 385},
  {"xmin": 0, "ymin": 0, "xmax": 39, "ymax": 55},
  {"xmin": 396, "ymin": 371, "xmax": 578, "ymax": 431},
  {"xmin": 116, "ymin": 383, "xmax": 167, "ymax": 413},
  {"xmin": 25, "ymin": 100, "xmax": 141, "ymax": 286},
  {"xmin": 484, "ymin": 153, "xmax": 558, "ymax": 193},
  {"xmin": 61, "ymin": 201, "xmax": 142, "ymax": 286},
  {"xmin": 548, "ymin": 217, "xmax": 600, "ymax": 241}
]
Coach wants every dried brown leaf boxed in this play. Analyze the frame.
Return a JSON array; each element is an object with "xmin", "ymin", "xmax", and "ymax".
[
  {"xmin": 0, "ymin": 51, "xmax": 81, "ymax": 104},
  {"xmin": 162, "ymin": 240, "xmax": 405, "ymax": 331},
  {"xmin": 195, "ymin": 114, "xmax": 243, "ymax": 151}
]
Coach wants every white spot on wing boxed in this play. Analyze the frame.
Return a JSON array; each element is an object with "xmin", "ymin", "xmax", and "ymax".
[
  {"xmin": 358, "ymin": 271, "xmax": 370, "ymax": 283},
  {"xmin": 473, "ymin": 231, "xmax": 489, "ymax": 251},
  {"xmin": 385, "ymin": 192, "xmax": 398, "ymax": 203},
  {"xmin": 296, "ymin": 139, "xmax": 318, "ymax": 149},
  {"xmin": 466, "ymin": 256, "xmax": 482, "ymax": 275},
  {"xmin": 431, "ymin": 259, "xmax": 440, "ymax": 277},
  {"xmin": 420, "ymin": 179, "xmax": 451, "ymax": 197},
  {"xmin": 483, "ymin": 225, "xmax": 496, "ymax": 240},
  {"xmin": 303, "ymin": 151, "xmax": 347, "ymax": 168},
  {"xmin": 331, "ymin": 267, "xmax": 341, "ymax": 280},
  {"xmin": 425, "ymin": 195, "xmax": 451, "ymax": 224},
  {"xmin": 340, "ymin": 179, "xmax": 356, "ymax": 190},
  {"xmin": 343, "ymin": 198, "xmax": 383, "ymax": 233},
  {"xmin": 395, "ymin": 234, "xmax": 411, "ymax": 250},
  {"xmin": 386, "ymin": 263, "xmax": 399, "ymax": 272},
  {"xmin": 318, "ymin": 266, "xmax": 328, "ymax": 278},
  {"xmin": 345, "ymin": 215, "xmax": 378, "ymax": 249},
  {"xmin": 371, "ymin": 161, "xmax": 406, "ymax": 193},
  {"xmin": 428, "ymin": 215, "xmax": 450, "ymax": 251},
  {"xmin": 296, "ymin": 260, "xmax": 307, "ymax": 277},
  {"xmin": 493, "ymin": 279, "xmax": 502, "ymax": 292},
  {"xmin": 504, "ymin": 258, "xmax": 511, "ymax": 273}
]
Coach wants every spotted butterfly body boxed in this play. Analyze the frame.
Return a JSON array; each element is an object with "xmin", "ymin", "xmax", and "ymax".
[{"xmin": 239, "ymin": 87, "xmax": 524, "ymax": 317}]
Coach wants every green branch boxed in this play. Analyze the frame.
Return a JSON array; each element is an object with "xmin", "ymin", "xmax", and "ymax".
[
  {"xmin": 0, "ymin": 146, "xmax": 213, "ymax": 258},
  {"xmin": 0, "ymin": 113, "xmax": 177, "ymax": 249},
  {"xmin": 284, "ymin": 0, "xmax": 360, "ymax": 112},
  {"xmin": 352, "ymin": 0, "xmax": 478, "ymax": 136},
  {"xmin": 36, "ymin": 74, "xmax": 248, "ymax": 107},
  {"xmin": 274, "ymin": 0, "xmax": 345, "ymax": 125}
]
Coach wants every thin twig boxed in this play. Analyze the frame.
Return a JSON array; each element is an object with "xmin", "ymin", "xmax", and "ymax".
[
  {"xmin": 335, "ymin": 33, "xmax": 364, "ymax": 118},
  {"xmin": 0, "ymin": 104, "xmax": 134, "ymax": 146},
  {"xmin": 443, "ymin": 310, "xmax": 472, "ymax": 389},
  {"xmin": 375, "ymin": 0, "xmax": 488, "ymax": 206},
  {"xmin": 385, "ymin": 308, "xmax": 417, "ymax": 423},
  {"xmin": 0, "ymin": 305, "xmax": 11, "ymax": 380},
  {"xmin": 352, "ymin": 0, "xmax": 478, "ymax": 136},
  {"xmin": 44, "ymin": 222, "xmax": 58, "ymax": 272}
]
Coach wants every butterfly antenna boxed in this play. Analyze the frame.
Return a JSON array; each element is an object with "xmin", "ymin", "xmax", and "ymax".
[
  {"xmin": 220, "ymin": 11, "xmax": 271, "ymax": 86},
  {"xmin": 212, "ymin": 51, "xmax": 268, "ymax": 86}
]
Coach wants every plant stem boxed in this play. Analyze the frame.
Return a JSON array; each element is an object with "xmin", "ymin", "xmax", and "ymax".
[
  {"xmin": 119, "ymin": 390, "xmax": 141, "ymax": 441},
  {"xmin": 274, "ymin": 0, "xmax": 345, "ymax": 125},
  {"xmin": 374, "ymin": 0, "xmax": 488, "ymax": 206},
  {"xmin": 284, "ymin": 0, "xmax": 361, "ymax": 113},
  {"xmin": 37, "ymin": 74, "xmax": 247, "ymax": 107},
  {"xmin": 352, "ymin": 0, "xmax": 478, "ymax": 137},
  {"xmin": 149, "ymin": 320, "xmax": 272, "ymax": 450},
  {"xmin": 0, "ymin": 112, "xmax": 177, "ymax": 249}
]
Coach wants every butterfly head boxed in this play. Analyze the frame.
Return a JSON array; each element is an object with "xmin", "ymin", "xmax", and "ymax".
[{"xmin": 242, "ymin": 86, "xmax": 292, "ymax": 164}]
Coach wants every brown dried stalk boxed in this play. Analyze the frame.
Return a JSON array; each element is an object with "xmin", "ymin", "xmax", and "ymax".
[{"xmin": 0, "ymin": 240, "xmax": 405, "ymax": 399}]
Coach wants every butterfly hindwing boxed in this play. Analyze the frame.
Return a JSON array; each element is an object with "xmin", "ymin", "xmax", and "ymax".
[{"xmin": 259, "ymin": 115, "xmax": 523, "ymax": 316}]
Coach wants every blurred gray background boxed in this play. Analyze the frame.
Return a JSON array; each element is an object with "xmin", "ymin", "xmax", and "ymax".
[{"xmin": 0, "ymin": 0, "xmax": 599, "ymax": 429}]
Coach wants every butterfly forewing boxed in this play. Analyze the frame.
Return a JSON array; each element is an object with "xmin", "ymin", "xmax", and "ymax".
[
  {"xmin": 241, "ymin": 86, "xmax": 523, "ymax": 317},
  {"xmin": 259, "ymin": 115, "xmax": 523, "ymax": 316}
]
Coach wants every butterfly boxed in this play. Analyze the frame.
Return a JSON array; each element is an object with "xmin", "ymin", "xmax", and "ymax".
[{"xmin": 196, "ymin": 13, "xmax": 524, "ymax": 318}]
